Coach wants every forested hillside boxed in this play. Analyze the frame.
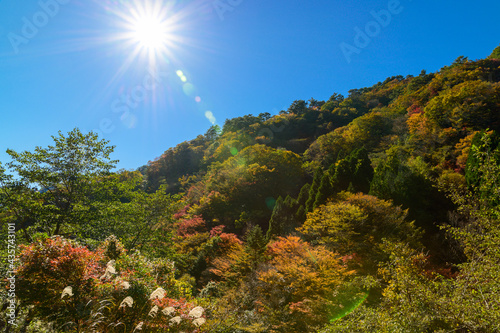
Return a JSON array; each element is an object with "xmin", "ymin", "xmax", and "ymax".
[{"xmin": 1, "ymin": 46, "xmax": 500, "ymax": 332}]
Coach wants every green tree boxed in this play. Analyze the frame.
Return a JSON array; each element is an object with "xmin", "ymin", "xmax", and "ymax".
[
  {"xmin": 313, "ymin": 172, "xmax": 334, "ymax": 210},
  {"xmin": 245, "ymin": 225, "xmax": 268, "ymax": 269},
  {"xmin": 331, "ymin": 158, "xmax": 351, "ymax": 193},
  {"xmin": 488, "ymin": 44, "xmax": 500, "ymax": 59},
  {"xmin": 4, "ymin": 128, "xmax": 117, "ymax": 238},
  {"xmin": 306, "ymin": 168, "xmax": 323, "ymax": 213},
  {"xmin": 465, "ymin": 130, "xmax": 500, "ymax": 192},
  {"xmin": 267, "ymin": 195, "xmax": 298, "ymax": 239},
  {"xmin": 296, "ymin": 183, "xmax": 311, "ymax": 221},
  {"xmin": 204, "ymin": 124, "xmax": 221, "ymax": 142},
  {"xmin": 311, "ymin": 149, "xmax": 374, "ymax": 211},
  {"xmin": 297, "ymin": 183, "xmax": 311, "ymax": 207},
  {"xmin": 117, "ymin": 184, "xmax": 183, "ymax": 258},
  {"xmin": 349, "ymin": 148, "xmax": 373, "ymax": 193},
  {"xmin": 370, "ymin": 147, "xmax": 450, "ymax": 232},
  {"xmin": 0, "ymin": 162, "xmax": 40, "ymax": 242},
  {"xmin": 287, "ymin": 100, "xmax": 308, "ymax": 115}
]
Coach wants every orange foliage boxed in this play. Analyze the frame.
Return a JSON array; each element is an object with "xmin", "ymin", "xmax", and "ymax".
[{"xmin": 255, "ymin": 236, "xmax": 352, "ymax": 332}]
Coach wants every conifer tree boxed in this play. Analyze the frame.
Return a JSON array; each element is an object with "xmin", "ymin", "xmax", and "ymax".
[
  {"xmin": 465, "ymin": 131, "xmax": 485, "ymax": 188},
  {"xmin": 296, "ymin": 205, "xmax": 306, "ymax": 222},
  {"xmin": 296, "ymin": 183, "xmax": 311, "ymax": 221},
  {"xmin": 268, "ymin": 196, "xmax": 285, "ymax": 239},
  {"xmin": 332, "ymin": 158, "xmax": 352, "ymax": 192},
  {"xmin": 297, "ymin": 183, "xmax": 311, "ymax": 207},
  {"xmin": 350, "ymin": 148, "xmax": 374, "ymax": 193},
  {"xmin": 306, "ymin": 168, "xmax": 323, "ymax": 212},
  {"xmin": 267, "ymin": 196, "xmax": 298, "ymax": 239},
  {"xmin": 246, "ymin": 225, "xmax": 267, "ymax": 269},
  {"xmin": 313, "ymin": 172, "xmax": 334, "ymax": 210}
]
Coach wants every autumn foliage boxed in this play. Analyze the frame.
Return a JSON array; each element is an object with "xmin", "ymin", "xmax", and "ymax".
[{"xmin": 3, "ymin": 46, "xmax": 500, "ymax": 332}]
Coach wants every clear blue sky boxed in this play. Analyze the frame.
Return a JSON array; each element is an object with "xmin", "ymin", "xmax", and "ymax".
[{"xmin": 1, "ymin": 0, "xmax": 499, "ymax": 170}]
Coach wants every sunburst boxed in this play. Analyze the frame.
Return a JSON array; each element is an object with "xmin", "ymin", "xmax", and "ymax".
[
  {"xmin": 126, "ymin": 1, "xmax": 172, "ymax": 54},
  {"xmin": 107, "ymin": 0, "xmax": 187, "ymax": 69}
]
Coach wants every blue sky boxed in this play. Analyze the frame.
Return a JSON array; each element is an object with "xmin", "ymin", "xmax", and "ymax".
[{"xmin": 1, "ymin": 0, "xmax": 499, "ymax": 171}]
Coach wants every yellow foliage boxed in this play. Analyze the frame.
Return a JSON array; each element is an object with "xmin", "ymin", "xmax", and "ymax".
[
  {"xmin": 454, "ymin": 131, "xmax": 478, "ymax": 170},
  {"xmin": 299, "ymin": 193, "xmax": 421, "ymax": 274}
]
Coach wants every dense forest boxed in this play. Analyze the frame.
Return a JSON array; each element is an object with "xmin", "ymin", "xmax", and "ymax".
[{"xmin": 1, "ymin": 45, "xmax": 500, "ymax": 332}]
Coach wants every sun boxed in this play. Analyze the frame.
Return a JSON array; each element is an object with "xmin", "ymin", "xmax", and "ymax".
[
  {"xmin": 110, "ymin": 0, "xmax": 180, "ymax": 65},
  {"xmin": 131, "ymin": 14, "xmax": 169, "ymax": 51},
  {"xmin": 103, "ymin": 0, "xmax": 197, "ymax": 77}
]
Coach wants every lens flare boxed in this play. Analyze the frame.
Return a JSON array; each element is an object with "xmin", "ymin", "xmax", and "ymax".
[
  {"xmin": 230, "ymin": 147, "xmax": 239, "ymax": 156},
  {"xmin": 265, "ymin": 197, "xmax": 277, "ymax": 210},
  {"xmin": 205, "ymin": 111, "xmax": 216, "ymax": 124},
  {"xmin": 330, "ymin": 291, "xmax": 369, "ymax": 322}
]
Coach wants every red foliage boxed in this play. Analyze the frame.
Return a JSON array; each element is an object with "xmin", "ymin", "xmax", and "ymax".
[
  {"xmin": 18, "ymin": 236, "xmax": 102, "ymax": 286},
  {"xmin": 173, "ymin": 205, "xmax": 190, "ymax": 220},
  {"xmin": 16, "ymin": 236, "xmax": 103, "ymax": 318},
  {"xmin": 209, "ymin": 225, "xmax": 225, "ymax": 237},
  {"xmin": 177, "ymin": 215, "xmax": 207, "ymax": 237},
  {"xmin": 407, "ymin": 103, "xmax": 423, "ymax": 115},
  {"xmin": 217, "ymin": 233, "xmax": 243, "ymax": 251}
]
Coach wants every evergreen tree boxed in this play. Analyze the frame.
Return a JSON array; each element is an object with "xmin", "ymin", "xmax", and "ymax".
[
  {"xmin": 465, "ymin": 131, "xmax": 485, "ymax": 188},
  {"xmin": 332, "ymin": 158, "xmax": 351, "ymax": 192},
  {"xmin": 313, "ymin": 172, "xmax": 334, "ymax": 210},
  {"xmin": 296, "ymin": 183, "xmax": 311, "ymax": 222},
  {"xmin": 297, "ymin": 183, "xmax": 311, "ymax": 207},
  {"xmin": 296, "ymin": 205, "xmax": 306, "ymax": 222},
  {"xmin": 283, "ymin": 195, "xmax": 297, "ymax": 209},
  {"xmin": 306, "ymin": 168, "xmax": 323, "ymax": 212},
  {"xmin": 369, "ymin": 148, "xmax": 410, "ymax": 204},
  {"xmin": 267, "ymin": 195, "xmax": 298, "ymax": 239},
  {"xmin": 268, "ymin": 196, "xmax": 285, "ymax": 239},
  {"xmin": 246, "ymin": 225, "xmax": 267, "ymax": 269},
  {"xmin": 350, "ymin": 148, "xmax": 374, "ymax": 193}
]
